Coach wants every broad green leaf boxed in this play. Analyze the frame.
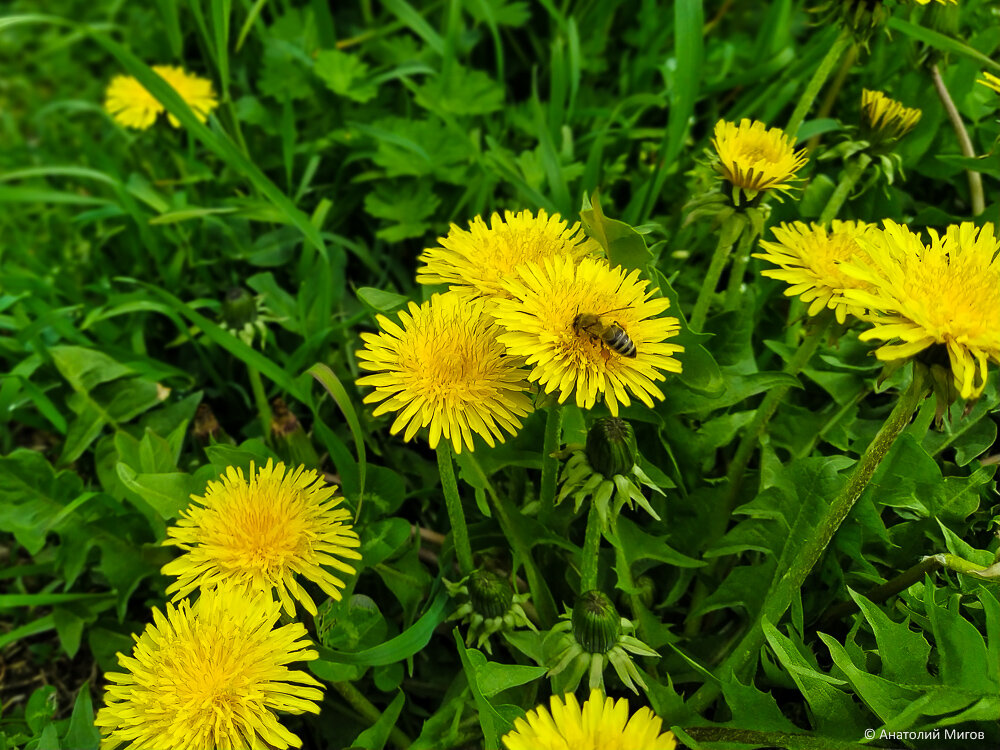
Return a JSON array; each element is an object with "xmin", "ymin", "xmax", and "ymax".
[
  {"xmin": 318, "ymin": 587, "xmax": 447, "ymax": 666},
  {"xmin": 352, "ymin": 691, "xmax": 405, "ymax": 750},
  {"xmin": 763, "ymin": 620, "xmax": 868, "ymax": 738},
  {"xmin": 580, "ymin": 190, "xmax": 652, "ymax": 271},
  {"xmin": 849, "ymin": 589, "xmax": 932, "ymax": 686}
]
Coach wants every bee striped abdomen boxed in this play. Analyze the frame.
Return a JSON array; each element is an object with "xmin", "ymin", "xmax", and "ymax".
[{"xmin": 604, "ymin": 324, "xmax": 636, "ymax": 357}]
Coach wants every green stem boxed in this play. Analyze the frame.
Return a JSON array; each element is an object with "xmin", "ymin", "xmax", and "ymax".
[
  {"xmin": 818, "ymin": 153, "xmax": 872, "ymax": 224},
  {"xmin": 723, "ymin": 313, "xmax": 833, "ymax": 512},
  {"xmin": 331, "ymin": 681, "xmax": 412, "ymax": 750},
  {"xmin": 688, "ymin": 367, "xmax": 928, "ymax": 713},
  {"xmin": 690, "ymin": 213, "xmax": 748, "ymax": 331},
  {"xmin": 685, "ymin": 315, "xmax": 831, "ymax": 638},
  {"xmin": 579, "ymin": 500, "xmax": 603, "ymax": 592},
  {"xmin": 723, "ymin": 225, "xmax": 760, "ymax": 310},
  {"xmin": 538, "ymin": 405, "xmax": 563, "ymax": 525},
  {"xmin": 489, "ymin": 486, "xmax": 559, "ymax": 627},
  {"xmin": 613, "ymin": 536, "xmax": 652, "ymax": 640},
  {"xmin": 436, "ymin": 444, "xmax": 474, "ymax": 575},
  {"xmin": 930, "ymin": 62, "xmax": 985, "ymax": 216},
  {"xmin": 247, "ymin": 364, "xmax": 272, "ymax": 440},
  {"xmin": 785, "ymin": 29, "xmax": 853, "ymax": 138}
]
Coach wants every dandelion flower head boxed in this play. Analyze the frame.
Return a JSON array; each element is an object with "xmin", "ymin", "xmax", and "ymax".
[
  {"xmin": 162, "ymin": 459, "xmax": 361, "ymax": 616},
  {"xmin": 105, "ymin": 65, "xmax": 219, "ymax": 130},
  {"xmin": 356, "ymin": 292, "xmax": 534, "ymax": 453},
  {"xmin": 860, "ymin": 89, "xmax": 921, "ymax": 147},
  {"xmin": 417, "ymin": 209, "xmax": 601, "ymax": 301},
  {"xmin": 754, "ymin": 220, "xmax": 877, "ymax": 323},
  {"xmin": 502, "ymin": 689, "xmax": 677, "ymax": 750},
  {"xmin": 842, "ymin": 220, "xmax": 1000, "ymax": 400},
  {"xmin": 711, "ymin": 118, "xmax": 807, "ymax": 203},
  {"xmin": 492, "ymin": 256, "xmax": 683, "ymax": 417},
  {"xmin": 95, "ymin": 585, "xmax": 323, "ymax": 750}
]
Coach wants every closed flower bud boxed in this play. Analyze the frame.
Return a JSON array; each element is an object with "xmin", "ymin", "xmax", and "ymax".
[
  {"xmin": 572, "ymin": 590, "xmax": 622, "ymax": 654},
  {"xmin": 221, "ymin": 287, "xmax": 258, "ymax": 330},
  {"xmin": 469, "ymin": 568, "xmax": 515, "ymax": 620},
  {"xmin": 585, "ymin": 418, "xmax": 636, "ymax": 479}
]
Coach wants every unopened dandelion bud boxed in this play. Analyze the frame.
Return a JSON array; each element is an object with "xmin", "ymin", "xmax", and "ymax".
[
  {"xmin": 572, "ymin": 590, "xmax": 622, "ymax": 654},
  {"xmin": 270, "ymin": 397, "xmax": 321, "ymax": 468},
  {"xmin": 636, "ymin": 575, "xmax": 656, "ymax": 610},
  {"xmin": 585, "ymin": 417, "xmax": 636, "ymax": 479},
  {"xmin": 469, "ymin": 568, "xmax": 515, "ymax": 620},
  {"xmin": 221, "ymin": 286, "xmax": 258, "ymax": 330}
]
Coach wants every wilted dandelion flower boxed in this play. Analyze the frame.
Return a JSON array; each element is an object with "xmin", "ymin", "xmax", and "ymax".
[
  {"xmin": 979, "ymin": 72, "xmax": 1000, "ymax": 95},
  {"xmin": 492, "ymin": 256, "xmax": 682, "ymax": 416},
  {"xmin": 711, "ymin": 118, "xmax": 807, "ymax": 204},
  {"xmin": 162, "ymin": 459, "xmax": 361, "ymax": 616},
  {"xmin": 842, "ymin": 221, "xmax": 1000, "ymax": 400},
  {"xmin": 356, "ymin": 292, "xmax": 533, "ymax": 453},
  {"xmin": 105, "ymin": 65, "xmax": 219, "ymax": 130},
  {"xmin": 860, "ymin": 90, "xmax": 921, "ymax": 149},
  {"xmin": 95, "ymin": 585, "xmax": 323, "ymax": 750},
  {"xmin": 754, "ymin": 220, "xmax": 877, "ymax": 323},
  {"xmin": 502, "ymin": 689, "xmax": 677, "ymax": 750},
  {"xmin": 417, "ymin": 209, "xmax": 601, "ymax": 301}
]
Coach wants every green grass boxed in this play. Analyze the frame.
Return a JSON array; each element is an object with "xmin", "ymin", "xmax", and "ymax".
[{"xmin": 1, "ymin": 1, "xmax": 999, "ymax": 749}]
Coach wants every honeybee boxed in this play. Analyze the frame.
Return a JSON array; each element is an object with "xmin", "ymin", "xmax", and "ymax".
[{"xmin": 572, "ymin": 308, "xmax": 636, "ymax": 358}]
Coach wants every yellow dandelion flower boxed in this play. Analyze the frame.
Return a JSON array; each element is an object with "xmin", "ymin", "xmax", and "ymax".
[
  {"xmin": 162, "ymin": 459, "xmax": 361, "ymax": 616},
  {"xmin": 356, "ymin": 291, "xmax": 534, "ymax": 453},
  {"xmin": 502, "ymin": 689, "xmax": 677, "ymax": 750},
  {"xmin": 417, "ymin": 209, "xmax": 601, "ymax": 301},
  {"xmin": 711, "ymin": 118, "xmax": 807, "ymax": 203},
  {"xmin": 95, "ymin": 584, "xmax": 323, "ymax": 750},
  {"xmin": 492, "ymin": 256, "xmax": 683, "ymax": 416},
  {"xmin": 979, "ymin": 71, "xmax": 1000, "ymax": 95},
  {"xmin": 754, "ymin": 220, "xmax": 877, "ymax": 324},
  {"xmin": 860, "ymin": 90, "xmax": 921, "ymax": 146},
  {"xmin": 104, "ymin": 65, "xmax": 219, "ymax": 130},
  {"xmin": 842, "ymin": 220, "xmax": 1000, "ymax": 400},
  {"xmin": 911, "ymin": 0, "xmax": 957, "ymax": 4}
]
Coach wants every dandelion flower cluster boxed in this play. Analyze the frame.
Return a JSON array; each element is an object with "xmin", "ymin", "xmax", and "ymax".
[
  {"xmin": 502, "ymin": 689, "xmax": 677, "ymax": 750},
  {"xmin": 491, "ymin": 256, "xmax": 683, "ymax": 416},
  {"xmin": 95, "ymin": 585, "xmax": 323, "ymax": 750},
  {"xmin": 105, "ymin": 65, "xmax": 219, "ymax": 130},
  {"xmin": 754, "ymin": 220, "xmax": 877, "ymax": 323},
  {"xmin": 356, "ymin": 292, "xmax": 534, "ymax": 453},
  {"xmin": 711, "ymin": 118, "xmax": 807, "ymax": 203},
  {"xmin": 162, "ymin": 459, "xmax": 361, "ymax": 616},
  {"xmin": 417, "ymin": 209, "xmax": 601, "ymax": 301},
  {"xmin": 841, "ymin": 221, "xmax": 1000, "ymax": 400},
  {"xmin": 860, "ymin": 89, "xmax": 921, "ymax": 148}
]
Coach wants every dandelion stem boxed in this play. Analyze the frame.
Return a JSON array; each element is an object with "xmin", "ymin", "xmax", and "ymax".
[
  {"xmin": 723, "ymin": 224, "xmax": 761, "ymax": 310},
  {"xmin": 487, "ymin": 475, "xmax": 559, "ymax": 627},
  {"xmin": 930, "ymin": 62, "xmax": 986, "ymax": 216},
  {"xmin": 331, "ymin": 681, "xmax": 412, "ymax": 750},
  {"xmin": 723, "ymin": 312, "xmax": 832, "ymax": 511},
  {"xmin": 786, "ymin": 29, "xmax": 853, "ymax": 138},
  {"xmin": 539, "ymin": 405, "xmax": 564, "ymax": 525},
  {"xmin": 690, "ymin": 212, "xmax": 748, "ymax": 331},
  {"xmin": 684, "ymin": 313, "xmax": 832, "ymax": 638},
  {"xmin": 688, "ymin": 367, "xmax": 927, "ymax": 713},
  {"xmin": 579, "ymin": 500, "xmax": 603, "ymax": 592},
  {"xmin": 818, "ymin": 153, "xmax": 872, "ymax": 224},
  {"xmin": 247, "ymin": 364, "xmax": 272, "ymax": 440},
  {"xmin": 436, "ymin": 444, "xmax": 475, "ymax": 575}
]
